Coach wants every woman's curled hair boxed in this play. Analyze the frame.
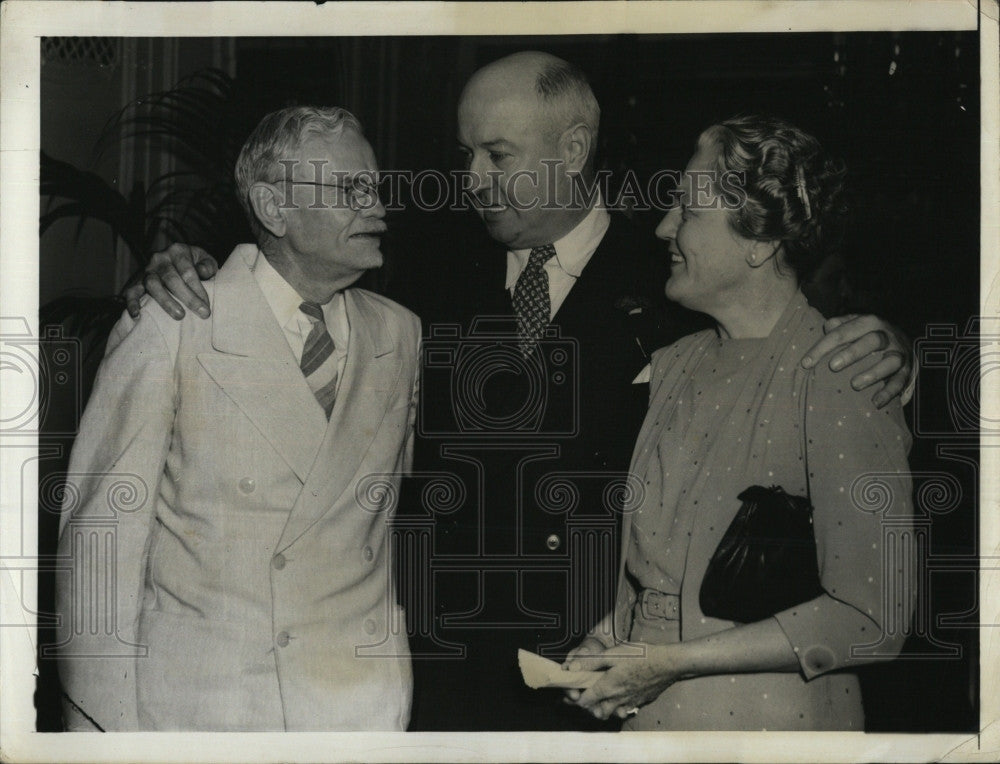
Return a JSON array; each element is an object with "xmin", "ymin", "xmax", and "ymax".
[{"xmin": 699, "ymin": 114, "xmax": 848, "ymax": 284}]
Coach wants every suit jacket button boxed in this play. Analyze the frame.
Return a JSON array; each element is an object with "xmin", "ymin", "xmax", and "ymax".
[
  {"xmin": 363, "ymin": 619, "xmax": 377, "ymax": 635},
  {"xmin": 272, "ymin": 553, "xmax": 286, "ymax": 570},
  {"xmin": 239, "ymin": 477, "xmax": 256, "ymax": 493},
  {"xmin": 275, "ymin": 631, "xmax": 290, "ymax": 648},
  {"xmin": 546, "ymin": 533, "xmax": 561, "ymax": 551},
  {"xmin": 362, "ymin": 545, "xmax": 374, "ymax": 562}
]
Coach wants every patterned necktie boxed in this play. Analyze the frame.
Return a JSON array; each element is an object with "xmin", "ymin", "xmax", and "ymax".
[
  {"xmin": 299, "ymin": 301, "xmax": 338, "ymax": 419},
  {"xmin": 512, "ymin": 244, "xmax": 556, "ymax": 356}
]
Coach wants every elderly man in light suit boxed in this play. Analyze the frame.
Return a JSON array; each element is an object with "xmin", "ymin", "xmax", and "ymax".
[{"xmin": 54, "ymin": 106, "xmax": 420, "ymax": 731}]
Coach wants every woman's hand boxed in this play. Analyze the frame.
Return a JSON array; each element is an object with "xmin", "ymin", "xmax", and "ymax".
[
  {"xmin": 562, "ymin": 619, "xmax": 803, "ymax": 720},
  {"xmin": 561, "ymin": 635, "xmax": 610, "ymax": 704},
  {"xmin": 564, "ymin": 635, "xmax": 609, "ymax": 666},
  {"xmin": 566, "ymin": 642, "xmax": 683, "ymax": 720}
]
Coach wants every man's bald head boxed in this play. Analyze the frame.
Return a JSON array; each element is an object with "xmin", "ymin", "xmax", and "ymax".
[
  {"xmin": 457, "ymin": 52, "xmax": 602, "ymax": 249},
  {"xmin": 461, "ymin": 51, "xmax": 600, "ymax": 149}
]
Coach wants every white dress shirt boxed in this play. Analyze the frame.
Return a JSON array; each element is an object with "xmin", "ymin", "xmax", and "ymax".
[
  {"xmin": 505, "ymin": 198, "xmax": 611, "ymax": 320},
  {"xmin": 248, "ymin": 247, "xmax": 349, "ymax": 394}
]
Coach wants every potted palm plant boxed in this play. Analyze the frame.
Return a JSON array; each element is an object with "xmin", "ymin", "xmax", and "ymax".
[{"xmin": 40, "ymin": 67, "xmax": 250, "ymax": 377}]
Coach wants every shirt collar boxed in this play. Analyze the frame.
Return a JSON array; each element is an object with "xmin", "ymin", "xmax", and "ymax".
[
  {"xmin": 505, "ymin": 194, "xmax": 611, "ymax": 289},
  {"xmin": 248, "ymin": 246, "xmax": 313, "ymax": 331}
]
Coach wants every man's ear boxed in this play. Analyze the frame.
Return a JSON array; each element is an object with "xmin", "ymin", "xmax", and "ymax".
[
  {"xmin": 249, "ymin": 182, "xmax": 288, "ymax": 239},
  {"xmin": 559, "ymin": 122, "xmax": 593, "ymax": 174}
]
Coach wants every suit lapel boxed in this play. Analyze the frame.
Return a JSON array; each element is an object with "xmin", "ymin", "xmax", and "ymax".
[
  {"xmin": 551, "ymin": 214, "xmax": 625, "ymax": 320},
  {"xmin": 472, "ymin": 240, "xmax": 512, "ymax": 319},
  {"xmin": 551, "ymin": 216, "xmax": 652, "ymax": 376},
  {"xmin": 196, "ymin": 246, "xmax": 328, "ymax": 483},
  {"xmin": 276, "ymin": 289, "xmax": 402, "ymax": 552}
]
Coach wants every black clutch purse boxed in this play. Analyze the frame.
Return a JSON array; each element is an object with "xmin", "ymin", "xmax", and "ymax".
[{"xmin": 698, "ymin": 485, "xmax": 823, "ymax": 623}]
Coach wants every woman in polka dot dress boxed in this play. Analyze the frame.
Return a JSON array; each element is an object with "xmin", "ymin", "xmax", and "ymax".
[{"xmin": 562, "ymin": 115, "xmax": 916, "ymax": 730}]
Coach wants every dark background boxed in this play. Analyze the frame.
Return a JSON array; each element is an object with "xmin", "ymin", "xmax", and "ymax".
[
  {"xmin": 229, "ymin": 33, "xmax": 979, "ymax": 338},
  {"xmin": 37, "ymin": 32, "xmax": 980, "ymax": 732}
]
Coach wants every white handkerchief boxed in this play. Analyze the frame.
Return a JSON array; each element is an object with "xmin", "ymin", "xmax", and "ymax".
[
  {"xmin": 631, "ymin": 363, "xmax": 651, "ymax": 384},
  {"xmin": 518, "ymin": 649, "xmax": 602, "ymax": 690}
]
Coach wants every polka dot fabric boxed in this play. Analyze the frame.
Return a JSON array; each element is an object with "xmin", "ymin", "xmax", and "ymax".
[{"xmin": 615, "ymin": 291, "xmax": 915, "ymax": 730}]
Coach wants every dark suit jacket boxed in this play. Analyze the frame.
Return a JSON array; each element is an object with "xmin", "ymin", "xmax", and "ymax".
[{"xmin": 391, "ymin": 212, "xmax": 706, "ymax": 730}]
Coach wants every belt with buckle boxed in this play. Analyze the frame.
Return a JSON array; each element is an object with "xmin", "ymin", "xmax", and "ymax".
[{"xmin": 637, "ymin": 589, "xmax": 680, "ymax": 621}]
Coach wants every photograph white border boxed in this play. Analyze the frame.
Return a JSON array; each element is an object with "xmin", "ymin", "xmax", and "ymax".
[{"xmin": 1, "ymin": 2, "xmax": 996, "ymax": 762}]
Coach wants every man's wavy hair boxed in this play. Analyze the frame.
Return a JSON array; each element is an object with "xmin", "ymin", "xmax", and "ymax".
[
  {"xmin": 234, "ymin": 105, "xmax": 364, "ymax": 244},
  {"xmin": 698, "ymin": 115, "xmax": 848, "ymax": 284}
]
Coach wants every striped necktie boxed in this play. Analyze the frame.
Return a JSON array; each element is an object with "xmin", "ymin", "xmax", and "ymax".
[
  {"xmin": 299, "ymin": 301, "xmax": 338, "ymax": 419},
  {"xmin": 512, "ymin": 243, "xmax": 557, "ymax": 356}
]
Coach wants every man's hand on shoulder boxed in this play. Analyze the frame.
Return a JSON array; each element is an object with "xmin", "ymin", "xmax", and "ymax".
[
  {"xmin": 124, "ymin": 243, "xmax": 218, "ymax": 321},
  {"xmin": 800, "ymin": 313, "xmax": 913, "ymax": 409}
]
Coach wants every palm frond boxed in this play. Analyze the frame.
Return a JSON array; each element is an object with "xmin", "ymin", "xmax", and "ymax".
[
  {"xmin": 96, "ymin": 68, "xmax": 239, "ymax": 176},
  {"xmin": 40, "ymin": 151, "xmax": 135, "ymax": 241},
  {"xmin": 39, "ymin": 294, "xmax": 126, "ymax": 365},
  {"xmin": 43, "ymin": 67, "xmax": 247, "ymax": 276}
]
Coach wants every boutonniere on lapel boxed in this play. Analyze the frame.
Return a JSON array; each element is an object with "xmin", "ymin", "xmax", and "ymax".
[{"xmin": 615, "ymin": 295, "xmax": 654, "ymax": 360}]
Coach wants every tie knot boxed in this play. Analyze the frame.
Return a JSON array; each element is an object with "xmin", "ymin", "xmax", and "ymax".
[
  {"xmin": 527, "ymin": 244, "xmax": 556, "ymax": 269},
  {"xmin": 299, "ymin": 301, "xmax": 324, "ymax": 324}
]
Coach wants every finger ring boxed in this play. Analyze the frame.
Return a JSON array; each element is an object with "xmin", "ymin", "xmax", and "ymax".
[{"xmin": 626, "ymin": 707, "xmax": 639, "ymax": 716}]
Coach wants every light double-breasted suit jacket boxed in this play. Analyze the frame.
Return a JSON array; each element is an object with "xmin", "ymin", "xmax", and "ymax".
[{"xmin": 56, "ymin": 245, "xmax": 420, "ymax": 731}]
